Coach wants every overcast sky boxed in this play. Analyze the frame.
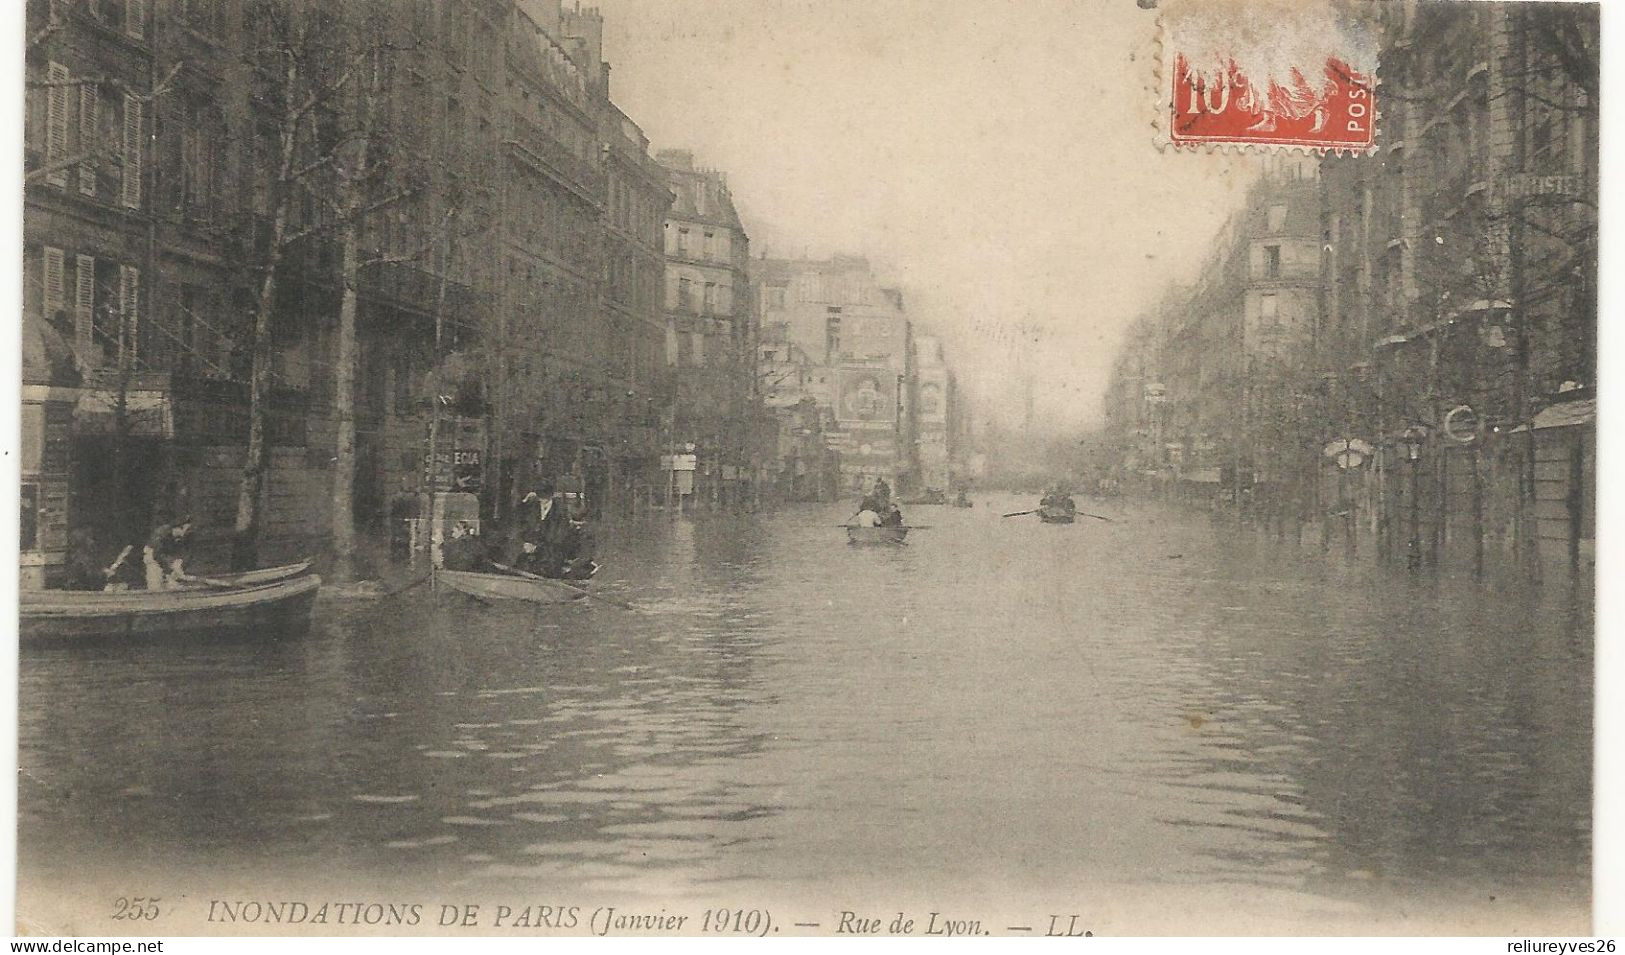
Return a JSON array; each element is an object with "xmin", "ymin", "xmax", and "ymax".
[{"xmin": 594, "ymin": 0, "xmax": 1272, "ymax": 433}]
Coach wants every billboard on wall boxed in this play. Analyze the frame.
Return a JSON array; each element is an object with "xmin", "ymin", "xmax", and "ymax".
[{"xmin": 834, "ymin": 366, "xmax": 897, "ymax": 425}]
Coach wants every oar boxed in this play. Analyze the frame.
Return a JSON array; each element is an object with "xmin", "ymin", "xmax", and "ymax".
[
  {"xmin": 102, "ymin": 544, "xmax": 133, "ymax": 578},
  {"xmin": 1003, "ymin": 508, "xmax": 1117, "ymax": 522},
  {"xmin": 490, "ymin": 561, "xmax": 642, "ymax": 612}
]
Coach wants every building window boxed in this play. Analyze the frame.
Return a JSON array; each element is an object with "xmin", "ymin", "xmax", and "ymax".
[
  {"xmin": 677, "ymin": 276, "xmax": 692, "ymax": 310},
  {"xmin": 1264, "ymin": 244, "xmax": 1281, "ymax": 278},
  {"xmin": 1260, "ymin": 293, "xmax": 1279, "ymax": 324},
  {"xmin": 121, "ymin": 93, "xmax": 142, "ymax": 209},
  {"xmin": 43, "ymin": 62, "xmax": 70, "ymax": 188},
  {"xmin": 1267, "ymin": 203, "xmax": 1287, "ymax": 233},
  {"xmin": 702, "ymin": 282, "xmax": 717, "ymax": 315}
]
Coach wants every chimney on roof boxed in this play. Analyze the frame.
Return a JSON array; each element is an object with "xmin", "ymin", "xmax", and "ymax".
[{"xmin": 656, "ymin": 148, "xmax": 695, "ymax": 170}]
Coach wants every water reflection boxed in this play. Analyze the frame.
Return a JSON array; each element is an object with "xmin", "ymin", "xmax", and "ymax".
[{"xmin": 17, "ymin": 498, "xmax": 1591, "ymax": 920}]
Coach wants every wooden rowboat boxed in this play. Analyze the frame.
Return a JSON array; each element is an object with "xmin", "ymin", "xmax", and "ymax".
[
  {"xmin": 19, "ymin": 574, "xmax": 323, "ymax": 645},
  {"xmin": 846, "ymin": 524, "xmax": 910, "ymax": 545},
  {"xmin": 1037, "ymin": 505, "xmax": 1076, "ymax": 524},
  {"xmin": 434, "ymin": 568, "xmax": 587, "ymax": 604}
]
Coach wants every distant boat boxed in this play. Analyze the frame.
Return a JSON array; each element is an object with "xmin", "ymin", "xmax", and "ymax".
[
  {"xmin": 434, "ymin": 568, "xmax": 587, "ymax": 604},
  {"xmin": 899, "ymin": 488, "xmax": 947, "ymax": 506},
  {"xmin": 20, "ymin": 574, "xmax": 322, "ymax": 645},
  {"xmin": 1037, "ymin": 504, "xmax": 1076, "ymax": 524},
  {"xmin": 846, "ymin": 525, "xmax": 910, "ymax": 545}
]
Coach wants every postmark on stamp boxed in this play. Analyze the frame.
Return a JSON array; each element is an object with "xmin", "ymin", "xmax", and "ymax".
[{"xmin": 1159, "ymin": 0, "xmax": 1379, "ymax": 153}]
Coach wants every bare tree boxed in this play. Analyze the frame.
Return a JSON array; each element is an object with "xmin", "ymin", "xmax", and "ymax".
[{"xmin": 230, "ymin": 0, "xmax": 362, "ymax": 570}]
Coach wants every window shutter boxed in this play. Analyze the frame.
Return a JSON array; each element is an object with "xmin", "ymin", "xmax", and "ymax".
[
  {"xmin": 74, "ymin": 255, "xmax": 95, "ymax": 367},
  {"xmin": 126, "ymin": 0, "xmax": 146, "ymax": 39},
  {"xmin": 121, "ymin": 95, "xmax": 143, "ymax": 209},
  {"xmin": 120, "ymin": 264, "xmax": 140, "ymax": 361},
  {"xmin": 78, "ymin": 86, "xmax": 98, "ymax": 196},
  {"xmin": 45, "ymin": 63, "xmax": 69, "ymax": 188},
  {"xmin": 43, "ymin": 247, "xmax": 66, "ymax": 316}
]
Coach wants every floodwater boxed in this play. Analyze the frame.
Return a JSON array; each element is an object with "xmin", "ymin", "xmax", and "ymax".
[{"xmin": 16, "ymin": 497, "xmax": 1593, "ymax": 934}]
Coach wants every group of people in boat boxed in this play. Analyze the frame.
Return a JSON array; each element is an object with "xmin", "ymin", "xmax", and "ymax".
[
  {"xmin": 1040, "ymin": 485, "xmax": 1078, "ymax": 515},
  {"xmin": 852, "ymin": 478, "xmax": 905, "ymax": 528},
  {"xmin": 440, "ymin": 481, "xmax": 597, "ymax": 580},
  {"xmin": 60, "ymin": 517, "xmax": 198, "ymax": 592}
]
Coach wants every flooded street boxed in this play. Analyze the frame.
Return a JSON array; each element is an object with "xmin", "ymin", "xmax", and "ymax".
[{"xmin": 17, "ymin": 497, "xmax": 1592, "ymax": 933}]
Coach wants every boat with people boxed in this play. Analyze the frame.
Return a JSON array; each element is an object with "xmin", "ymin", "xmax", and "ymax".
[
  {"xmin": 1037, "ymin": 504, "xmax": 1076, "ymax": 524},
  {"xmin": 1036, "ymin": 483, "xmax": 1078, "ymax": 523},
  {"xmin": 20, "ymin": 572, "xmax": 323, "ymax": 645},
  {"xmin": 847, "ymin": 478, "xmax": 914, "ymax": 544}
]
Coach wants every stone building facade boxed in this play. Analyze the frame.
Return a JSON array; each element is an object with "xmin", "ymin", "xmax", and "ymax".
[
  {"xmin": 1105, "ymin": 2, "xmax": 1597, "ymax": 579},
  {"xmin": 21, "ymin": 0, "xmax": 679, "ymax": 578},
  {"xmin": 657, "ymin": 149, "xmax": 762, "ymax": 507}
]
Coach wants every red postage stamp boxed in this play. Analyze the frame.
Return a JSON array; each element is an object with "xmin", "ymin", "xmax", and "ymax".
[{"xmin": 1160, "ymin": 0, "xmax": 1379, "ymax": 152}]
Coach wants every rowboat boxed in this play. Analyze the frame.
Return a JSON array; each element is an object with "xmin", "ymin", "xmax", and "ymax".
[
  {"xmin": 434, "ymin": 568, "xmax": 587, "ymax": 604},
  {"xmin": 846, "ymin": 524, "xmax": 910, "ymax": 545},
  {"xmin": 1037, "ymin": 505, "xmax": 1076, "ymax": 524},
  {"xmin": 19, "ymin": 574, "xmax": 323, "ymax": 645}
]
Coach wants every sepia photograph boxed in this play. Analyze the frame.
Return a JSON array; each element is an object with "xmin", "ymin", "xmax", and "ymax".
[{"xmin": 10, "ymin": 0, "xmax": 1607, "ymax": 939}]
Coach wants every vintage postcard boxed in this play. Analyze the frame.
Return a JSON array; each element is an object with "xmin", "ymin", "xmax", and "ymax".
[{"xmin": 12, "ymin": 0, "xmax": 1604, "ymax": 940}]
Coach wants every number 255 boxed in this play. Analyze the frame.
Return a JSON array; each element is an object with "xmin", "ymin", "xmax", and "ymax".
[{"xmin": 112, "ymin": 897, "xmax": 161, "ymax": 921}]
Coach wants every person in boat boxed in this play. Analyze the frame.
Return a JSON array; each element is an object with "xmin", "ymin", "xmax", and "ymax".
[
  {"xmin": 872, "ymin": 478, "xmax": 891, "ymax": 506},
  {"xmin": 61, "ymin": 528, "xmax": 124, "ymax": 591},
  {"xmin": 853, "ymin": 503, "xmax": 882, "ymax": 528},
  {"xmin": 558, "ymin": 502, "xmax": 597, "ymax": 580},
  {"xmin": 143, "ymin": 517, "xmax": 194, "ymax": 591},
  {"xmin": 505, "ymin": 488, "xmax": 549, "ymax": 574},
  {"xmin": 881, "ymin": 502, "xmax": 904, "ymax": 527},
  {"xmin": 441, "ymin": 520, "xmax": 486, "ymax": 571},
  {"xmin": 519, "ymin": 483, "xmax": 588, "ymax": 579}
]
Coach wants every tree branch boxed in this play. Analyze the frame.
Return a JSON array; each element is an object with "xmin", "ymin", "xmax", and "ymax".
[{"xmin": 357, "ymin": 207, "xmax": 458, "ymax": 268}]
